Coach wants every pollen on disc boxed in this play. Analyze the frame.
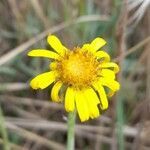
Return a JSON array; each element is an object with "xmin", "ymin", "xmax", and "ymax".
[{"xmin": 57, "ymin": 48, "xmax": 99, "ymax": 88}]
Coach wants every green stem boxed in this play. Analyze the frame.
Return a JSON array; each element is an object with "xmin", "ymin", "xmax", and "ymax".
[
  {"xmin": 116, "ymin": 95, "xmax": 124, "ymax": 150},
  {"xmin": 67, "ymin": 111, "xmax": 76, "ymax": 150},
  {"xmin": 0, "ymin": 105, "xmax": 10, "ymax": 150}
]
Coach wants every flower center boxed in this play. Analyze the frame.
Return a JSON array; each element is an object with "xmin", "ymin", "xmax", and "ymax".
[{"xmin": 57, "ymin": 48, "xmax": 99, "ymax": 88}]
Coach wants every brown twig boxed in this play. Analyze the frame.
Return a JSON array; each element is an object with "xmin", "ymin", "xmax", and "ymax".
[
  {"xmin": 5, "ymin": 117, "xmax": 138, "ymax": 138},
  {"xmin": 0, "ymin": 138, "xmax": 28, "ymax": 150},
  {"xmin": 0, "ymin": 83, "xmax": 29, "ymax": 91},
  {"xmin": 6, "ymin": 122, "xmax": 66, "ymax": 150},
  {"xmin": 0, "ymin": 14, "xmax": 109, "ymax": 66},
  {"xmin": 0, "ymin": 95, "xmax": 63, "ymax": 110},
  {"xmin": 114, "ymin": 36, "xmax": 150, "ymax": 62},
  {"xmin": 30, "ymin": 0, "xmax": 50, "ymax": 28}
]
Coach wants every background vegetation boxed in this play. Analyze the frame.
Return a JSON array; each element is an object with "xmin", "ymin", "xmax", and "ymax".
[{"xmin": 0, "ymin": 0, "xmax": 149, "ymax": 149}]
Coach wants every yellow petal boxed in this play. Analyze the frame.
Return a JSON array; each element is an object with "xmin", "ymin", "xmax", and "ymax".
[
  {"xmin": 82, "ymin": 38, "xmax": 106, "ymax": 53},
  {"xmin": 101, "ymin": 62, "xmax": 119, "ymax": 73},
  {"xmin": 30, "ymin": 71, "xmax": 57, "ymax": 90},
  {"xmin": 84, "ymin": 88, "xmax": 100, "ymax": 119},
  {"xmin": 75, "ymin": 90, "xmax": 89, "ymax": 122},
  {"xmin": 28, "ymin": 49, "xmax": 60, "ymax": 59},
  {"xmin": 84, "ymin": 88, "xmax": 100, "ymax": 105},
  {"xmin": 82, "ymin": 44, "xmax": 91, "ymax": 51},
  {"xmin": 93, "ymin": 82, "xmax": 108, "ymax": 110},
  {"xmin": 95, "ymin": 51, "xmax": 110, "ymax": 62},
  {"xmin": 47, "ymin": 35, "xmax": 67, "ymax": 55},
  {"xmin": 98, "ymin": 78, "xmax": 120, "ymax": 97},
  {"xmin": 90, "ymin": 37, "xmax": 106, "ymax": 52},
  {"xmin": 51, "ymin": 81, "xmax": 63, "ymax": 102},
  {"xmin": 99, "ymin": 69, "xmax": 115, "ymax": 80},
  {"xmin": 65, "ymin": 87, "xmax": 75, "ymax": 112},
  {"xmin": 49, "ymin": 62, "xmax": 57, "ymax": 70}
]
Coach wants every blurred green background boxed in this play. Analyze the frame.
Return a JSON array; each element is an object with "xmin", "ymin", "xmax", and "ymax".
[{"xmin": 0, "ymin": 0, "xmax": 150, "ymax": 150}]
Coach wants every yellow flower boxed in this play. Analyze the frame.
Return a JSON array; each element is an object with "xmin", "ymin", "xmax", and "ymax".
[{"xmin": 28, "ymin": 35, "xmax": 120, "ymax": 122}]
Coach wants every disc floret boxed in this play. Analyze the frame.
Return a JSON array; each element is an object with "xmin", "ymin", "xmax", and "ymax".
[{"xmin": 57, "ymin": 48, "xmax": 99, "ymax": 88}]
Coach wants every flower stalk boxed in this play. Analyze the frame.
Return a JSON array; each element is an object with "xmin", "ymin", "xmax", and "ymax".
[{"xmin": 67, "ymin": 111, "xmax": 76, "ymax": 150}]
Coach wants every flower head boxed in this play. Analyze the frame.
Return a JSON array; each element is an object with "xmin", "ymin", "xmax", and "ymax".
[{"xmin": 28, "ymin": 35, "xmax": 120, "ymax": 122}]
